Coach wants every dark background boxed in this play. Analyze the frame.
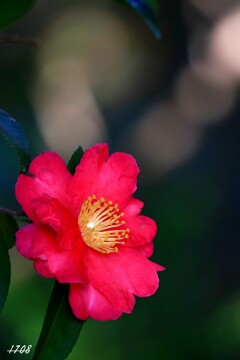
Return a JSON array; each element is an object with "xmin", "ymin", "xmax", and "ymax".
[{"xmin": 1, "ymin": 0, "xmax": 240, "ymax": 359}]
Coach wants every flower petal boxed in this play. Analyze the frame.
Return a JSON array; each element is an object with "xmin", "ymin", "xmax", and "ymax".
[
  {"xmin": 16, "ymin": 223, "xmax": 57, "ymax": 260},
  {"xmin": 15, "ymin": 152, "xmax": 71, "ymax": 221},
  {"xmin": 86, "ymin": 247, "xmax": 160, "ymax": 313},
  {"xmin": 16, "ymin": 223, "xmax": 86, "ymax": 283},
  {"xmin": 135, "ymin": 242, "xmax": 154, "ymax": 257},
  {"xmin": 69, "ymin": 283, "xmax": 123, "ymax": 321},
  {"xmin": 123, "ymin": 198, "xmax": 157, "ymax": 247},
  {"xmin": 69, "ymin": 144, "xmax": 139, "ymax": 216},
  {"xmin": 34, "ymin": 259, "xmax": 53, "ymax": 278},
  {"xmin": 47, "ymin": 250, "xmax": 86, "ymax": 284},
  {"xmin": 33, "ymin": 195, "xmax": 80, "ymax": 251}
]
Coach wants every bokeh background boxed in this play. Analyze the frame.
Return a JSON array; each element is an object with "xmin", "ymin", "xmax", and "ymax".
[{"xmin": 1, "ymin": 0, "xmax": 240, "ymax": 359}]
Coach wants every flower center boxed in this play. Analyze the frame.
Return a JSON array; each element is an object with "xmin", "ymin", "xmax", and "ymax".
[{"xmin": 78, "ymin": 194, "xmax": 130, "ymax": 254}]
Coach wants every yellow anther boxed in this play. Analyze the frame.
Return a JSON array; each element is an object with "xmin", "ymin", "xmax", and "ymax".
[{"xmin": 78, "ymin": 195, "xmax": 129, "ymax": 254}]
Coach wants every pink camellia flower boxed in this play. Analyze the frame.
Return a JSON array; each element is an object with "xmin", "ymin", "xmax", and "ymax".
[{"xmin": 15, "ymin": 144, "xmax": 164, "ymax": 321}]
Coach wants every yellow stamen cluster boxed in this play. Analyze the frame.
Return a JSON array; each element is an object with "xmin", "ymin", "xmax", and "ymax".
[{"xmin": 78, "ymin": 195, "xmax": 130, "ymax": 254}]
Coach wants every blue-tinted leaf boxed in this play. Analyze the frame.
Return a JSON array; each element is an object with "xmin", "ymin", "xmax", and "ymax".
[
  {"xmin": 0, "ymin": 232, "xmax": 11, "ymax": 313},
  {"xmin": 67, "ymin": 146, "xmax": 84, "ymax": 175},
  {"xmin": 0, "ymin": 0, "xmax": 37, "ymax": 29},
  {"xmin": 126, "ymin": 0, "xmax": 161, "ymax": 38},
  {"xmin": 0, "ymin": 109, "xmax": 30, "ymax": 173},
  {"xmin": 115, "ymin": 0, "xmax": 161, "ymax": 38},
  {"xmin": 33, "ymin": 282, "xmax": 84, "ymax": 360},
  {"xmin": 0, "ymin": 213, "xmax": 18, "ymax": 249}
]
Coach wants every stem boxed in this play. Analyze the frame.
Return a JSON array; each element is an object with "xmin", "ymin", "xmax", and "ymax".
[
  {"xmin": 0, "ymin": 35, "xmax": 41, "ymax": 47},
  {"xmin": 0, "ymin": 206, "xmax": 31, "ymax": 223}
]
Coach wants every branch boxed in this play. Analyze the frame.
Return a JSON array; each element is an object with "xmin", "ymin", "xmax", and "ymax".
[
  {"xmin": 0, "ymin": 35, "xmax": 41, "ymax": 47},
  {"xmin": 0, "ymin": 206, "xmax": 31, "ymax": 222}
]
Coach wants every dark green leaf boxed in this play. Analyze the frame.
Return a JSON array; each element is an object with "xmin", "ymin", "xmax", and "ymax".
[
  {"xmin": 0, "ymin": 0, "xmax": 37, "ymax": 29},
  {"xmin": 33, "ymin": 282, "xmax": 84, "ymax": 360},
  {"xmin": 0, "ymin": 213, "xmax": 18, "ymax": 249},
  {"xmin": 148, "ymin": 0, "xmax": 160, "ymax": 12},
  {"xmin": 115, "ymin": 0, "xmax": 161, "ymax": 38},
  {"xmin": 0, "ymin": 109, "xmax": 31, "ymax": 173},
  {"xmin": 0, "ymin": 232, "xmax": 11, "ymax": 313},
  {"xmin": 67, "ymin": 146, "xmax": 84, "ymax": 175}
]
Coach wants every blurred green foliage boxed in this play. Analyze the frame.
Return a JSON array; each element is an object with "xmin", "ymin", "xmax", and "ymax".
[
  {"xmin": 0, "ymin": 0, "xmax": 37, "ymax": 29},
  {"xmin": 0, "ymin": 233, "xmax": 10, "ymax": 313},
  {"xmin": 1, "ymin": 0, "xmax": 240, "ymax": 359}
]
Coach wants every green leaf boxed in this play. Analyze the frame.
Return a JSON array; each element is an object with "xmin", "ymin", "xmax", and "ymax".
[
  {"xmin": 33, "ymin": 282, "xmax": 85, "ymax": 360},
  {"xmin": 0, "ymin": 109, "xmax": 31, "ymax": 173},
  {"xmin": 67, "ymin": 146, "xmax": 84, "ymax": 175},
  {"xmin": 0, "ymin": 232, "xmax": 11, "ymax": 313},
  {"xmin": 0, "ymin": 213, "xmax": 18, "ymax": 249},
  {"xmin": 0, "ymin": 0, "xmax": 37, "ymax": 29}
]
